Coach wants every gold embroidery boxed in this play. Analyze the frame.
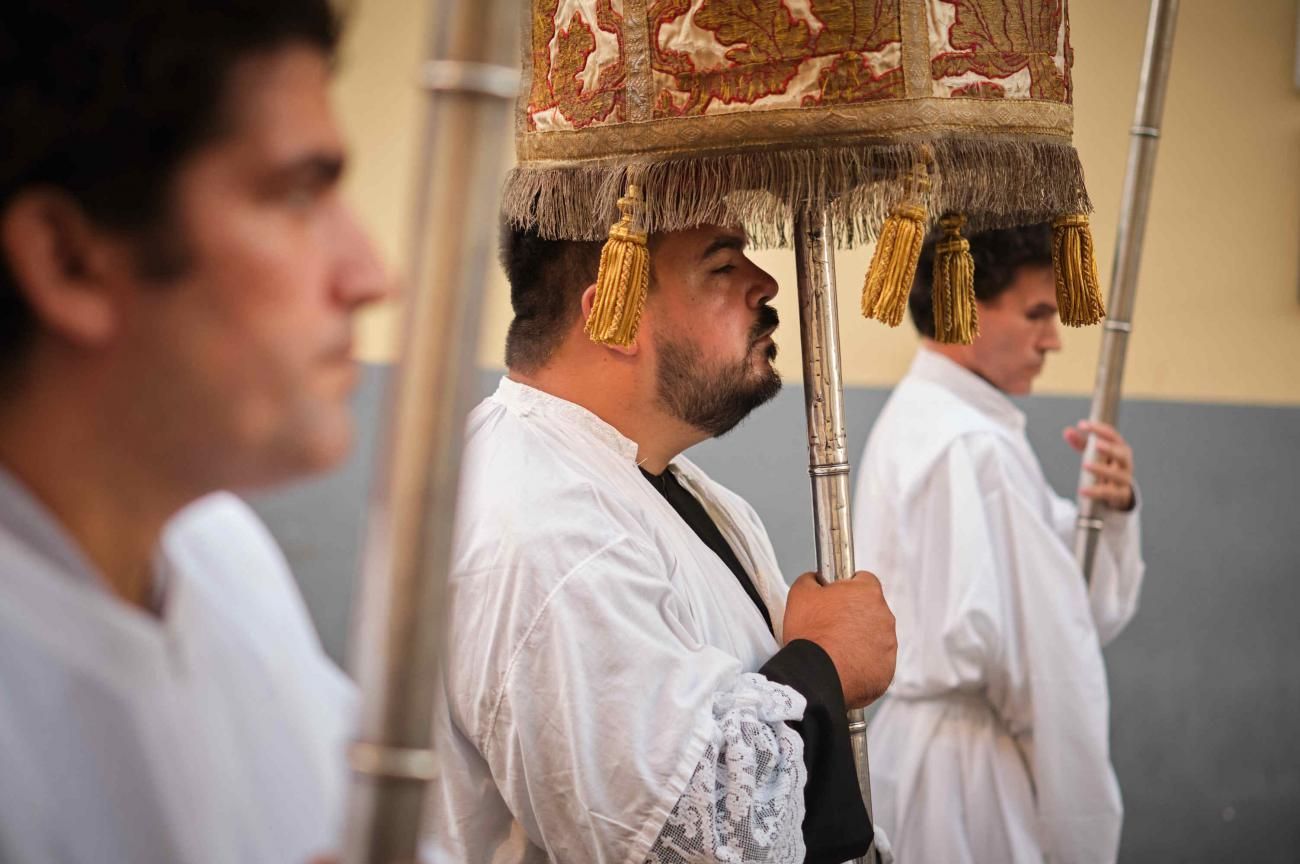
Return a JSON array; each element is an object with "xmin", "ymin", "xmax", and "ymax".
[
  {"xmin": 528, "ymin": 0, "xmax": 627, "ymax": 130},
  {"xmin": 525, "ymin": 1, "xmax": 1075, "ymax": 131},
  {"xmin": 657, "ymin": 0, "xmax": 905, "ymax": 114},
  {"xmin": 518, "ymin": 96, "xmax": 1071, "ymax": 162},
  {"xmin": 808, "ymin": 56, "xmax": 905, "ymax": 106},
  {"xmin": 931, "ymin": 0, "xmax": 1068, "ymax": 102},
  {"xmin": 900, "ymin": 0, "xmax": 930, "ymax": 97}
]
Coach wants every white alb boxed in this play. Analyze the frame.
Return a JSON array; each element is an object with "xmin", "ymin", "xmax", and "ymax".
[
  {"xmin": 853, "ymin": 348, "xmax": 1145, "ymax": 864},
  {"xmin": 425, "ymin": 377, "xmax": 809, "ymax": 864},
  {"xmin": 0, "ymin": 470, "xmax": 355, "ymax": 864}
]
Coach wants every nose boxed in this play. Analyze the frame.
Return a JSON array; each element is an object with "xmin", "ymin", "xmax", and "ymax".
[
  {"xmin": 1040, "ymin": 316, "xmax": 1062, "ymax": 352},
  {"xmin": 746, "ymin": 259, "xmax": 779, "ymax": 308},
  {"xmin": 332, "ymin": 206, "xmax": 393, "ymax": 309}
]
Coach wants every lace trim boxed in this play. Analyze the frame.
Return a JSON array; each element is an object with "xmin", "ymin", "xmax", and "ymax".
[{"xmin": 644, "ymin": 673, "xmax": 807, "ymax": 864}]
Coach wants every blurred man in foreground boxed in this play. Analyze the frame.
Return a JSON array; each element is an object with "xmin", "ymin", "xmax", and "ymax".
[{"xmin": 0, "ymin": 3, "xmax": 388, "ymax": 861}]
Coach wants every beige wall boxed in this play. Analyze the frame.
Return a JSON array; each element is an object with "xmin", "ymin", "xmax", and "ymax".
[{"xmin": 335, "ymin": 0, "xmax": 1300, "ymax": 406}]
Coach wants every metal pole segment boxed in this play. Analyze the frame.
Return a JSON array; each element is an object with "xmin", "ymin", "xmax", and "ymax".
[
  {"xmin": 793, "ymin": 205, "xmax": 877, "ymax": 864},
  {"xmin": 340, "ymin": 0, "xmax": 517, "ymax": 860},
  {"xmin": 1075, "ymin": 0, "xmax": 1178, "ymax": 581}
]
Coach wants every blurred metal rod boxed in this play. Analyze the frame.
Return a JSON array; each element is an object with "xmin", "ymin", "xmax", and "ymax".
[
  {"xmin": 340, "ymin": 0, "xmax": 516, "ymax": 861},
  {"xmin": 1076, "ymin": 0, "xmax": 1178, "ymax": 581}
]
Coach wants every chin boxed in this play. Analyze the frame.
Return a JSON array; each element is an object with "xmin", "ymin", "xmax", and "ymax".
[
  {"xmin": 257, "ymin": 410, "xmax": 356, "ymax": 490},
  {"xmin": 301, "ymin": 414, "xmax": 355, "ymax": 473}
]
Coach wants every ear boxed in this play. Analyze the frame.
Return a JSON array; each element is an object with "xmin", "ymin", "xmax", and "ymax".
[
  {"xmin": 579, "ymin": 281, "xmax": 640, "ymax": 357},
  {"xmin": 0, "ymin": 189, "xmax": 122, "ymax": 347}
]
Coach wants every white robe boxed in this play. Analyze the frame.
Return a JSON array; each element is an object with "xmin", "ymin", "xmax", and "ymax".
[
  {"xmin": 0, "ymin": 469, "xmax": 355, "ymax": 864},
  {"xmin": 426, "ymin": 377, "xmax": 809, "ymax": 864},
  {"xmin": 852, "ymin": 349, "xmax": 1144, "ymax": 864}
]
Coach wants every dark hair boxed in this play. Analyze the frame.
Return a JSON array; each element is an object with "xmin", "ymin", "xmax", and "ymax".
[
  {"xmin": 0, "ymin": 0, "xmax": 339, "ymax": 380},
  {"xmin": 501, "ymin": 222, "xmax": 603, "ymax": 372},
  {"xmin": 908, "ymin": 222, "xmax": 1053, "ymax": 338}
]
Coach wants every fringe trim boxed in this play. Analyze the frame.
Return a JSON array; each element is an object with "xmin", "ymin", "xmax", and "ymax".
[{"xmin": 502, "ymin": 137, "xmax": 1091, "ymax": 248}]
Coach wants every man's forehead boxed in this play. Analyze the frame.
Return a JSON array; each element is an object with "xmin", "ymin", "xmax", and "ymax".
[
  {"xmin": 1006, "ymin": 263, "xmax": 1057, "ymax": 303},
  {"xmin": 655, "ymin": 224, "xmax": 748, "ymax": 257},
  {"xmin": 216, "ymin": 44, "xmax": 344, "ymax": 164}
]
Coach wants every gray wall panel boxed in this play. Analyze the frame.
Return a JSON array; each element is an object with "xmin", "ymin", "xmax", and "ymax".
[{"xmin": 249, "ymin": 365, "xmax": 1300, "ymax": 863}]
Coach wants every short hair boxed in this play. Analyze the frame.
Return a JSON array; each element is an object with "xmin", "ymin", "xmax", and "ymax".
[
  {"xmin": 908, "ymin": 222, "xmax": 1053, "ymax": 338},
  {"xmin": 501, "ymin": 223, "xmax": 603, "ymax": 372},
  {"xmin": 0, "ymin": 0, "xmax": 339, "ymax": 383}
]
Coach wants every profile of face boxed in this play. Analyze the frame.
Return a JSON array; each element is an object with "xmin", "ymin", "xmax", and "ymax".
[
  {"xmin": 966, "ymin": 264, "xmax": 1061, "ymax": 396},
  {"xmin": 114, "ymin": 45, "xmax": 388, "ymax": 491},
  {"xmin": 640, "ymin": 225, "xmax": 782, "ymax": 437}
]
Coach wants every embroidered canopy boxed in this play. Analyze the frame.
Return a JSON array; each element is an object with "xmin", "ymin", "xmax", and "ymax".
[
  {"xmin": 503, "ymin": 1, "xmax": 1102, "ymax": 346},
  {"xmin": 506, "ymin": 0, "xmax": 1088, "ymax": 244}
]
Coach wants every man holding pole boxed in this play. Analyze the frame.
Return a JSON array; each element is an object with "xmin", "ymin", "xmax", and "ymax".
[
  {"xmin": 426, "ymin": 222, "xmax": 894, "ymax": 863},
  {"xmin": 0, "ymin": 2, "xmax": 389, "ymax": 861},
  {"xmin": 427, "ymin": 1, "xmax": 1110, "ymax": 860},
  {"xmin": 851, "ymin": 224, "xmax": 1146, "ymax": 864}
]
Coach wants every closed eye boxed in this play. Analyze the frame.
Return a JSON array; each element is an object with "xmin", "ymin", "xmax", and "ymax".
[{"xmin": 263, "ymin": 152, "xmax": 345, "ymax": 209}]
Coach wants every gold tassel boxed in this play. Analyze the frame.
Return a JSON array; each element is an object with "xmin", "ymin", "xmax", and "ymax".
[
  {"xmin": 862, "ymin": 162, "xmax": 930, "ymax": 327},
  {"xmin": 1051, "ymin": 213, "xmax": 1106, "ymax": 326},
  {"xmin": 932, "ymin": 213, "xmax": 978, "ymax": 344},
  {"xmin": 585, "ymin": 182, "xmax": 651, "ymax": 346}
]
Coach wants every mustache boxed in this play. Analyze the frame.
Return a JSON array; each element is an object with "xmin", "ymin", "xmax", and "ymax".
[{"xmin": 749, "ymin": 304, "xmax": 780, "ymax": 344}]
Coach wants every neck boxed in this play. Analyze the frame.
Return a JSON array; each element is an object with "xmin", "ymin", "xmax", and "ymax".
[
  {"xmin": 920, "ymin": 338, "xmax": 970, "ymax": 369},
  {"xmin": 509, "ymin": 349, "xmax": 705, "ymax": 476},
  {"xmin": 920, "ymin": 339, "xmax": 1008, "ymax": 394},
  {"xmin": 0, "ymin": 363, "xmax": 189, "ymax": 614}
]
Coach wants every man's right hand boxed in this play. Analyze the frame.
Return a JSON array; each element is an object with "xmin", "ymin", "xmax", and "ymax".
[{"xmin": 783, "ymin": 570, "xmax": 897, "ymax": 709}]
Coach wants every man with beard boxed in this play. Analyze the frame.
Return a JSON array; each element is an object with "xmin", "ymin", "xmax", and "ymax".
[{"xmin": 425, "ymin": 223, "xmax": 897, "ymax": 864}]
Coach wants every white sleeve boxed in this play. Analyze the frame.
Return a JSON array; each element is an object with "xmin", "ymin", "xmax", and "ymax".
[
  {"xmin": 904, "ymin": 440, "xmax": 1006, "ymax": 692},
  {"xmin": 644, "ymin": 674, "xmax": 806, "ymax": 864},
  {"xmin": 465, "ymin": 536, "xmax": 807, "ymax": 863},
  {"xmin": 982, "ymin": 457, "xmax": 1124, "ymax": 864},
  {"xmin": 1049, "ymin": 488, "xmax": 1146, "ymax": 645}
]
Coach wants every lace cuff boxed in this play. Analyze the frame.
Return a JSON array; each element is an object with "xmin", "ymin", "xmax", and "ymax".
[{"xmin": 644, "ymin": 673, "xmax": 807, "ymax": 864}]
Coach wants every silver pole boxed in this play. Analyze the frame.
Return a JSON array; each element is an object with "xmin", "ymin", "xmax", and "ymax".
[
  {"xmin": 793, "ymin": 204, "xmax": 877, "ymax": 864},
  {"xmin": 1075, "ymin": 0, "xmax": 1178, "ymax": 581},
  {"xmin": 340, "ymin": 0, "xmax": 517, "ymax": 860}
]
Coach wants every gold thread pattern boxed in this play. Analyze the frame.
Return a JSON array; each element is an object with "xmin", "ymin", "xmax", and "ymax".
[
  {"xmin": 930, "ymin": 0, "xmax": 1069, "ymax": 102},
  {"xmin": 519, "ymin": 96, "xmax": 1071, "ymax": 162},
  {"xmin": 522, "ymin": 1, "xmax": 1073, "ymax": 134}
]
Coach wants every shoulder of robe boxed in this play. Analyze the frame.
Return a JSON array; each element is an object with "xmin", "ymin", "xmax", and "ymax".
[
  {"xmin": 162, "ymin": 492, "xmax": 321, "ymax": 648},
  {"xmin": 872, "ymin": 375, "xmax": 1001, "ymax": 453},
  {"xmin": 165, "ymin": 492, "xmax": 289, "ymax": 577},
  {"xmin": 455, "ymin": 415, "xmax": 658, "ymax": 571}
]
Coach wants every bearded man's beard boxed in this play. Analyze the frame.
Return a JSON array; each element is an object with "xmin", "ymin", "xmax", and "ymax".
[{"xmin": 654, "ymin": 304, "xmax": 782, "ymax": 437}]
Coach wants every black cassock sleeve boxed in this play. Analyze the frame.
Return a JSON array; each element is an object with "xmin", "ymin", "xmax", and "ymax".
[
  {"xmin": 761, "ymin": 638, "xmax": 873, "ymax": 864},
  {"xmin": 639, "ymin": 467, "xmax": 873, "ymax": 861}
]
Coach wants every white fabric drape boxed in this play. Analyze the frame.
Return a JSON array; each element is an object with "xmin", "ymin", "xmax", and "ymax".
[
  {"xmin": 0, "ymin": 471, "xmax": 354, "ymax": 864},
  {"xmin": 426, "ymin": 377, "xmax": 808, "ymax": 864},
  {"xmin": 853, "ymin": 349, "xmax": 1145, "ymax": 864}
]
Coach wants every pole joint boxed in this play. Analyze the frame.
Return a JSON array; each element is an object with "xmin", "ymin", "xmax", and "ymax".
[
  {"xmin": 809, "ymin": 462, "xmax": 850, "ymax": 478},
  {"xmin": 422, "ymin": 60, "xmax": 519, "ymax": 100},
  {"xmin": 349, "ymin": 741, "xmax": 440, "ymax": 783}
]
